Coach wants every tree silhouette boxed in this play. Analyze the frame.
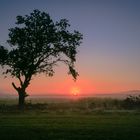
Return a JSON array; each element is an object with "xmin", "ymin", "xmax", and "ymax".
[{"xmin": 0, "ymin": 9, "xmax": 83, "ymax": 108}]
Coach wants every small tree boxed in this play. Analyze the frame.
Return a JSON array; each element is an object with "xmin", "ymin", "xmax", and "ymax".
[{"xmin": 0, "ymin": 9, "xmax": 83, "ymax": 108}]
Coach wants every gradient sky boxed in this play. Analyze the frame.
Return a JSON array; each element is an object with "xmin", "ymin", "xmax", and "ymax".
[{"xmin": 0, "ymin": 0, "xmax": 140, "ymax": 95}]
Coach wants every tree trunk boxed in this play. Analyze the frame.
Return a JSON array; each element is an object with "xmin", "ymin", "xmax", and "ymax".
[
  {"xmin": 17, "ymin": 87, "xmax": 29, "ymax": 109},
  {"xmin": 18, "ymin": 91, "xmax": 26, "ymax": 109},
  {"xmin": 12, "ymin": 82, "xmax": 28, "ymax": 109}
]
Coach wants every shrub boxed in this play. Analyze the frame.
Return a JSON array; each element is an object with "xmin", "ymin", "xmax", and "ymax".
[{"xmin": 122, "ymin": 95, "xmax": 140, "ymax": 109}]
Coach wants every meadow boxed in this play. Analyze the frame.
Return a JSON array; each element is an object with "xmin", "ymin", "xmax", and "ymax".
[{"xmin": 0, "ymin": 96, "xmax": 140, "ymax": 140}]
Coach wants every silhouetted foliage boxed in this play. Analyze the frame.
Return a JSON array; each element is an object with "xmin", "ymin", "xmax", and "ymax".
[
  {"xmin": 123, "ymin": 95, "xmax": 140, "ymax": 109},
  {"xmin": 0, "ymin": 9, "xmax": 83, "ymax": 108},
  {"xmin": 0, "ymin": 45, "xmax": 8, "ymax": 65}
]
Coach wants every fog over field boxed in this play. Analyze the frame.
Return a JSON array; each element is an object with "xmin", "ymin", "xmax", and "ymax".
[{"xmin": 1, "ymin": 90, "xmax": 140, "ymax": 100}]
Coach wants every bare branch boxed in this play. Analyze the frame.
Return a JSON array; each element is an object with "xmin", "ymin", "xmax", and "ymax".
[
  {"xmin": 12, "ymin": 82, "xmax": 18, "ymax": 90},
  {"xmin": 17, "ymin": 75, "xmax": 23, "ymax": 86}
]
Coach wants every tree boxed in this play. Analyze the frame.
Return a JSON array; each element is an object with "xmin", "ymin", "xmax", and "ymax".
[{"xmin": 0, "ymin": 9, "xmax": 83, "ymax": 108}]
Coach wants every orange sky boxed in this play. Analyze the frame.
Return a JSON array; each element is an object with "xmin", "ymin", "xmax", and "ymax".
[{"xmin": 0, "ymin": 67, "xmax": 139, "ymax": 96}]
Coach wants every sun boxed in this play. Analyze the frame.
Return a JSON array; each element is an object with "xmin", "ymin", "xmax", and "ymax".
[{"xmin": 71, "ymin": 87, "xmax": 80, "ymax": 96}]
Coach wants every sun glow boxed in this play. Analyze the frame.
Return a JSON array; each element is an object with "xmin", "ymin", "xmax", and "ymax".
[{"xmin": 71, "ymin": 87, "xmax": 80, "ymax": 96}]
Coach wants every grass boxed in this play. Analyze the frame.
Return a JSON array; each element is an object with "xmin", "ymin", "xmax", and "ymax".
[
  {"xmin": 0, "ymin": 111, "xmax": 140, "ymax": 140},
  {"xmin": 0, "ymin": 97, "xmax": 140, "ymax": 140}
]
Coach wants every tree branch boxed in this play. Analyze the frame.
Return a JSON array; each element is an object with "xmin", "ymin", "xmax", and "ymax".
[
  {"xmin": 12, "ymin": 82, "xmax": 19, "ymax": 90},
  {"xmin": 17, "ymin": 75, "xmax": 23, "ymax": 86},
  {"xmin": 38, "ymin": 58, "xmax": 61, "ymax": 69},
  {"xmin": 22, "ymin": 75, "xmax": 32, "ymax": 89},
  {"xmin": 34, "ymin": 48, "xmax": 61, "ymax": 69}
]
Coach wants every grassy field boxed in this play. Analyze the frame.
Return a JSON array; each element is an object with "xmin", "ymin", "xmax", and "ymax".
[{"xmin": 0, "ymin": 97, "xmax": 140, "ymax": 140}]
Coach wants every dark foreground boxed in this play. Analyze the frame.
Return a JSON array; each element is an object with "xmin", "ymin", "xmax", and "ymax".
[{"xmin": 0, "ymin": 111, "xmax": 140, "ymax": 140}]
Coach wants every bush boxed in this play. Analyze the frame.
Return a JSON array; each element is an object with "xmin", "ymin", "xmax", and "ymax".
[{"xmin": 122, "ymin": 95, "xmax": 140, "ymax": 109}]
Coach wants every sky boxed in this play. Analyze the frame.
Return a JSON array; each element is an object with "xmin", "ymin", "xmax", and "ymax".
[{"xmin": 0, "ymin": 0, "xmax": 140, "ymax": 96}]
